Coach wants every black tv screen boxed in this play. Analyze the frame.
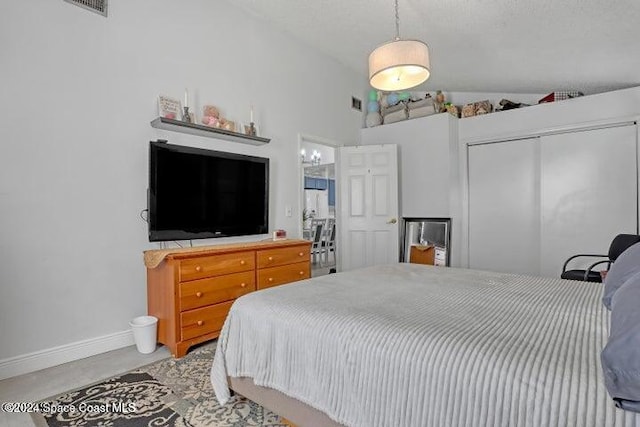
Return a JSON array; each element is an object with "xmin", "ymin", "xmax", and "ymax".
[{"xmin": 148, "ymin": 141, "xmax": 269, "ymax": 241}]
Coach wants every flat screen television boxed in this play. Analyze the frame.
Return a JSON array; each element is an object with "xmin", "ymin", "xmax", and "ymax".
[{"xmin": 148, "ymin": 141, "xmax": 269, "ymax": 241}]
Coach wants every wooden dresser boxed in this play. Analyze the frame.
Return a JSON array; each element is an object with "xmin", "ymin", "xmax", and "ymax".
[{"xmin": 145, "ymin": 239, "xmax": 311, "ymax": 358}]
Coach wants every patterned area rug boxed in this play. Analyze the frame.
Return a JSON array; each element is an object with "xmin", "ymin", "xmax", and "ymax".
[{"xmin": 31, "ymin": 342, "xmax": 285, "ymax": 427}]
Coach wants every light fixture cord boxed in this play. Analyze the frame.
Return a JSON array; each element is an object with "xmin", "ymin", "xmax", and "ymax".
[{"xmin": 394, "ymin": 0, "xmax": 400, "ymax": 40}]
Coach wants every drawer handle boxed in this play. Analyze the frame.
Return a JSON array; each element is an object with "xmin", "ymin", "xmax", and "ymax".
[
  {"xmin": 197, "ymin": 320, "xmax": 204, "ymax": 326},
  {"xmin": 268, "ymin": 277, "xmax": 274, "ymax": 282},
  {"xmin": 240, "ymin": 282, "xmax": 247, "ymax": 288},
  {"xmin": 299, "ymin": 252, "xmax": 304, "ymax": 256},
  {"xmin": 195, "ymin": 265, "xmax": 202, "ymax": 272},
  {"xmin": 299, "ymin": 271, "xmax": 304, "ymax": 275},
  {"xmin": 268, "ymin": 256, "xmax": 273, "ymax": 261},
  {"xmin": 240, "ymin": 260, "xmax": 246, "ymax": 265},
  {"xmin": 196, "ymin": 292, "xmax": 203, "ymax": 298}
]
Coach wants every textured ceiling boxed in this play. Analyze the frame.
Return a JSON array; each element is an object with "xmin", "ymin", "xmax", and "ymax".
[{"xmin": 230, "ymin": 0, "xmax": 640, "ymax": 94}]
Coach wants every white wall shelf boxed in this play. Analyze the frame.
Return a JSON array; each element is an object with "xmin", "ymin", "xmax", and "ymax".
[{"xmin": 150, "ymin": 117, "xmax": 270, "ymax": 146}]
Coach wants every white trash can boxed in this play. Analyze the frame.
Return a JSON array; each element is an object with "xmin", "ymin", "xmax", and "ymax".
[{"xmin": 130, "ymin": 315, "xmax": 158, "ymax": 354}]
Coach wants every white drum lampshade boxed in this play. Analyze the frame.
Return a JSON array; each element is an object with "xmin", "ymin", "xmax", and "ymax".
[{"xmin": 369, "ymin": 39, "xmax": 431, "ymax": 91}]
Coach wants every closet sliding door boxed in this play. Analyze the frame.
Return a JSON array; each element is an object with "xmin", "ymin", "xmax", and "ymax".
[
  {"xmin": 468, "ymin": 138, "xmax": 540, "ymax": 275},
  {"xmin": 540, "ymin": 125, "xmax": 638, "ymax": 277}
]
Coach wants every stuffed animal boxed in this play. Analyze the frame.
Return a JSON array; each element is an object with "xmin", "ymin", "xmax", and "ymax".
[
  {"xmin": 475, "ymin": 100, "xmax": 493, "ymax": 115},
  {"xmin": 434, "ymin": 91, "xmax": 447, "ymax": 113},
  {"xmin": 202, "ymin": 105, "xmax": 220, "ymax": 126},
  {"xmin": 445, "ymin": 103, "xmax": 460, "ymax": 118},
  {"xmin": 461, "ymin": 103, "xmax": 476, "ymax": 118},
  {"xmin": 366, "ymin": 90, "xmax": 382, "ymax": 127}
]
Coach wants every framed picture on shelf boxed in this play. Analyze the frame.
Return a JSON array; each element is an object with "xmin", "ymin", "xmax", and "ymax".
[
  {"xmin": 158, "ymin": 96, "xmax": 182, "ymax": 120},
  {"xmin": 240, "ymin": 122, "xmax": 259, "ymax": 136},
  {"xmin": 219, "ymin": 119, "xmax": 236, "ymax": 132}
]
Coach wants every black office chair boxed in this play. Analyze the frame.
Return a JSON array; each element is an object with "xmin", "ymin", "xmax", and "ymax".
[{"xmin": 561, "ymin": 234, "xmax": 640, "ymax": 282}]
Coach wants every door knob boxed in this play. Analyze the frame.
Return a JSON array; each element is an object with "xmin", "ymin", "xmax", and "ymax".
[{"xmin": 387, "ymin": 218, "xmax": 397, "ymax": 224}]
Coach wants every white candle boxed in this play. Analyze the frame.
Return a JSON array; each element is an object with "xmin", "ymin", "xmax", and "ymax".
[
  {"xmin": 184, "ymin": 89, "xmax": 188, "ymax": 108},
  {"xmin": 250, "ymin": 105, "xmax": 254, "ymax": 123}
]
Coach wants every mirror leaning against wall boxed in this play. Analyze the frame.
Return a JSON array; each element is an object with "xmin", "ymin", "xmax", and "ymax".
[{"xmin": 300, "ymin": 140, "xmax": 337, "ymax": 277}]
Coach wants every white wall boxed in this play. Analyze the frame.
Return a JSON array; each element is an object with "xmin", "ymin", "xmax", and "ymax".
[
  {"xmin": 361, "ymin": 113, "xmax": 454, "ymax": 217},
  {"xmin": 361, "ymin": 113, "xmax": 461, "ymax": 266},
  {"xmin": 0, "ymin": 0, "xmax": 364, "ymax": 367}
]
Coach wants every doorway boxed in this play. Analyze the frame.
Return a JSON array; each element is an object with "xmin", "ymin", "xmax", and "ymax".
[{"xmin": 298, "ymin": 134, "xmax": 339, "ymax": 277}]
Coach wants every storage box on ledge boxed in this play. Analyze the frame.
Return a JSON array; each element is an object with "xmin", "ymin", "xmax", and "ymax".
[{"xmin": 538, "ymin": 91, "xmax": 584, "ymax": 104}]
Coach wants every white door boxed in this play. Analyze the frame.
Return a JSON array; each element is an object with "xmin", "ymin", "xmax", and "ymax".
[
  {"xmin": 540, "ymin": 125, "xmax": 638, "ymax": 277},
  {"xmin": 338, "ymin": 144, "xmax": 399, "ymax": 271},
  {"xmin": 468, "ymin": 138, "xmax": 541, "ymax": 275}
]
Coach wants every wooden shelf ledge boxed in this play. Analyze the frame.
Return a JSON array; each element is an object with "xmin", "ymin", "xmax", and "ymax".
[{"xmin": 151, "ymin": 117, "xmax": 270, "ymax": 146}]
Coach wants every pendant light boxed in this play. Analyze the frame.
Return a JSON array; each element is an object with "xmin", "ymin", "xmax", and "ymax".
[{"xmin": 368, "ymin": 0, "xmax": 431, "ymax": 91}]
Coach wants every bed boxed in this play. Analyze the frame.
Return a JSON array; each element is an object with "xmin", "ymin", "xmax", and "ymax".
[{"xmin": 211, "ymin": 263, "xmax": 640, "ymax": 426}]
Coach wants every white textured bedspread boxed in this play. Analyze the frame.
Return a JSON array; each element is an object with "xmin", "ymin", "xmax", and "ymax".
[{"xmin": 211, "ymin": 264, "xmax": 639, "ymax": 427}]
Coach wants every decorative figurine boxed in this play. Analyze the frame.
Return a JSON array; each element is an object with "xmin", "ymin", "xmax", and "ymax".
[
  {"xmin": 247, "ymin": 122, "xmax": 257, "ymax": 136},
  {"xmin": 182, "ymin": 106, "xmax": 192, "ymax": 123},
  {"xmin": 434, "ymin": 90, "xmax": 447, "ymax": 113},
  {"xmin": 182, "ymin": 89, "xmax": 192, "ymax": 123},
  {"xmin": 247, "ymin": 105, "xmax": 257, "ymax": 135}
]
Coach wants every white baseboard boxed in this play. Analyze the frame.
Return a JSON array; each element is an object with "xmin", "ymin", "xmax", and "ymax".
[{"xmin": 0, "ymin": 330, "xmax": 134, "ymax": 380}]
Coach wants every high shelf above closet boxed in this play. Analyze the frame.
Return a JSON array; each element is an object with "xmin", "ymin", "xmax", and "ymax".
[{"xmin": 151, "ymin": 117, "xmax": 270, "ymax": 146}]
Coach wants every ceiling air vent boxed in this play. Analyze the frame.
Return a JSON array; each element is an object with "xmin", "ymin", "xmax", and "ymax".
[{"xmin": 64, "ymin": 0, "xmax": 108, "ymax": 17}]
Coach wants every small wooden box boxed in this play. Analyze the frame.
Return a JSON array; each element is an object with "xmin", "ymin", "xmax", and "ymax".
[{"xmin": 409, "ymin": 245, "xmax": 435, "ymax": 265}]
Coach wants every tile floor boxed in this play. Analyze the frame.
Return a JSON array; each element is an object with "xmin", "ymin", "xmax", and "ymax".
[{"xmin": 311, "ymin": 265, "xmax": 332, "ymax": 277}]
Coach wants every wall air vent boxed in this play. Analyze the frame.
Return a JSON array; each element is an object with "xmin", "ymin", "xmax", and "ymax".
[
  {"xmin": 351, "ymin": 96, "xmax": 362, "ymax": 112},
  {"xmin": 64, "ymin": 0, "xmax": 108, "ymax": 17}
]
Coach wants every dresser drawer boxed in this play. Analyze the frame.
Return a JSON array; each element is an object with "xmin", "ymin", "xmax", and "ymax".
[
  {"xmin": 179, "ymin": 252, "xmax": 254, "ymax": 281},
  {"xmin": 257, "ymin": 245, "xmax": 310, "ymax": 269},
  {"xmin": 257, "ymin": 261, "xmax": 310, "ymax": 290},
  {"xmin": 179, "ymin": 271, "xmax": 255, "ymax": 311},
  {"xmin": 180, "ymin": 301, "xmax": 233, "ymax": 341}
]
